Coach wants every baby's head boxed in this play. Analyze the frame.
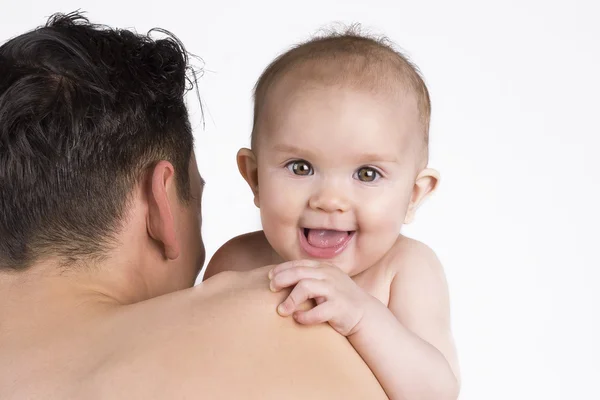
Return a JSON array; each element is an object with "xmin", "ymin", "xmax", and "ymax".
[{"xmin": 238, "ymin": 29, "xmax": 439, "ymax": 275}]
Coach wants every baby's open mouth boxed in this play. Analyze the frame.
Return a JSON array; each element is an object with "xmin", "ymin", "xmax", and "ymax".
[{"xmin": 302, "ymin": 228, "xmax": 355, "ymax": 248}]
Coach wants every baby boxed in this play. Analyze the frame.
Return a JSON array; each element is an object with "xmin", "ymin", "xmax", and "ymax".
[{"xmin": 205, "ymin": 30, "xmax": 460, "ymax": 400}]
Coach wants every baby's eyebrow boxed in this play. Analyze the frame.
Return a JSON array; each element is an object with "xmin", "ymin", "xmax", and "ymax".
[
  {"xmin": 272, "ymin": 143, "xmax": 399, "ymax": 164},
  {"xmin": 355, "ymin": 152, "xmax": 399, "ymax": 164},
  {"xmin": 272, "ymin": 143, "xmax": 318, "ymax": 159}
]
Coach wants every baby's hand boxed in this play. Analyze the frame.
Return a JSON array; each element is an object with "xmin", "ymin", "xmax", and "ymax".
[{"xmin": 268, "ymin": 260, "xmax": 378, "ymax": 336}]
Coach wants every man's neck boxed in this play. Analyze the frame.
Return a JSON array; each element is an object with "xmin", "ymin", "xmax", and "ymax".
[{"xmin": 0, "ymin": 257, "xmax": 151, "ymax": 323}]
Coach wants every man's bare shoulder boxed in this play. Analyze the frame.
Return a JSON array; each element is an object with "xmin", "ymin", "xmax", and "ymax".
[
  {"xmin": 100, "ymin": 268, "xmax": 387, "ymax": 399},
  {"xmin": 203, "ymin": 230, "xmax": 279, "ymax": 280}
]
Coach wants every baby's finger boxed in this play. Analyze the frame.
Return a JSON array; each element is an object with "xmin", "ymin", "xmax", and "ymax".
[
  {"xmin": 269, "ymin": 266, "xmax": 328, "ymax": 292},
  {"xmin": 277, "ymin": 278, "xmax": 331, "ymax": 317},
  {"xmin": 293, "ymin": 302, "xmax": 336, "ymax": 325},
  {"xmin": 268, "ymin": 259, "xmax": 321, "ymax": 279}
]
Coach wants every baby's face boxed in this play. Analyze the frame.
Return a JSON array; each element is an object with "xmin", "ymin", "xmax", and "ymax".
[{"xmin": 253, "ymin": 83, "xmax": 425, "ymax": 275}]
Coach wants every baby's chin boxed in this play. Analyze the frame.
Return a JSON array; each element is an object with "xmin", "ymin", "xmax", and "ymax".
[
  {"xmin": 339, "ymin": 260, "xmax": 369, "ymax": 277},
  {"xmin": 330, "ymin": 251, "xmax": 384, "ymax": 277},
  {"xmin": 285, "ymin": 252, "xmax": 363, "ymax": 276},
  {"xmin": 272, "ymin": 239, "xmax": 368, "ymax": 275}
]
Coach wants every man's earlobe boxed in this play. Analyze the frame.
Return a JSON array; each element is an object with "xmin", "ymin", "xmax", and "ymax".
[
  {"xmin": 146, "ymin": 160, "xmax": 180, "ymax": 260},
  {"xmin": 404, "ymin": 168, "xmax": 440, "ymax": 224},
  {"xmin": 237, "ymin": 148, "xmax": 260, "ymax": 208}
]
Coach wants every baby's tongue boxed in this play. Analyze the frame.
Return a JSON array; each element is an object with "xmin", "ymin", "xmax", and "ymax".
[{"xmin": 306, "ymin": 229, "xmax": 349, "ymax": 248}]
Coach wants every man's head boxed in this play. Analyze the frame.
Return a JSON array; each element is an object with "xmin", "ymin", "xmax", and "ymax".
[
  {"xmin": 237, "ymin": 29, "xmax": 439, "ymax": 275},
  {"xmin": 0, "ymin": 12, "xmax": 204, "ymax": 286}
]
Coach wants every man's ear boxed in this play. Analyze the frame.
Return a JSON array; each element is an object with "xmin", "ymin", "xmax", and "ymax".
[
  {"xmin": 237, "ymin": 148, "xmax": 260, "ymax": 208},
  {"xmin": 404, "ymin": 168, "xmax": 440, "ymax": 224},
  {"xmin": 146, "ymin": 160, "xmax": 180, "ymax": 260}
]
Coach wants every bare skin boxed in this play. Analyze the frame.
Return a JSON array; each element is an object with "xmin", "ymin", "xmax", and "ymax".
[
  {"xmin": 0, "ymin": 155, "xmax": 387, "ymax": 399},
  {"xmin": 206, "ymin": 231, "xmax": 460, "ymax": 400},
  {"xmin": 204, "ymin": 80, "xmax": 460, "ymax": 399},
  {"xmin": 0, "ymin": 266, "xmax": 387, "ymax": 399}
]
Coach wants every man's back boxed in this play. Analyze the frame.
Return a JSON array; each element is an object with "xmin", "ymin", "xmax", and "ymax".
[{"xmin": 0, "ymin": 268, "xmax": 387, "ymax": 399}]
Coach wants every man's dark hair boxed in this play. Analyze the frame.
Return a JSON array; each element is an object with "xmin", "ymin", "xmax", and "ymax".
[{"xmin": 0, "ymin": 12, "xmax": 196, "ymax": 270}]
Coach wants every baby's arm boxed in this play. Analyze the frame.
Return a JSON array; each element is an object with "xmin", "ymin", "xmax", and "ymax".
[
  {"xmin": 203, "ymin": 231, "xmax": 277, "ymax": 281},
  {"xmin": 268, "ymin": 240, "xmax": 459, "ymax": 400},
  {"xmin": 349, "ymin": 241, "xmax": 460, "ymax": 400}
]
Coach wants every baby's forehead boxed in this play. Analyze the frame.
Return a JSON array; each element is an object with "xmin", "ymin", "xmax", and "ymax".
[
  {"xmin": 263, "ymin": 71, "xmax": 423, "ymax": 135},
  {"xmin": 257, "ymin": 82, "xmax": 425, "ymax": 164},
  {"xmin": 272, "ymin": 57, "xmax": 415, "ymax": 100}
]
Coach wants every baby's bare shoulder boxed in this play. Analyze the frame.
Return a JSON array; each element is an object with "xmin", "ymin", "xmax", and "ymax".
[
  {"xmin": 203, "ymin": 231, "xmax": 276, "ymax": 280},
  {"xmin": 222, "ymin": 230, "xmax": 271, "ymax": 255},
  {"xmin": 386, "ymin": 235, "xmax": 443, "ymax": 277}
]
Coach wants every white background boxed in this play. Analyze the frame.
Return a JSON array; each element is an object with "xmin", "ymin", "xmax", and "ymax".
[{"xmin": 2, "ymin": 1, "xmax": 599, "ymax": 399}]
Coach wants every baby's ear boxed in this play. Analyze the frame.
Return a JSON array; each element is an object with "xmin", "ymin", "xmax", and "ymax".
[
  {"xmin": 404, "ymin": 168, "xmax": 440, "ymax": 224},
  {"xmin": 237, "ymin": 148, "xmax": 260, "ymax": 208}
]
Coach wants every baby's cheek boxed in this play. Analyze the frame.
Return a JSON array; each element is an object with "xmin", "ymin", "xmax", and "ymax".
[
  {"xmin": 359, "ymin": 196, "xmax": 406, "ymax": 232},
  {"xmin": 259, "ymin": 180, "xmax": 305, "ymax": 236},
  {"xmin": 355, "ymin": 206, "xmax": 403, "ymax": 269}
]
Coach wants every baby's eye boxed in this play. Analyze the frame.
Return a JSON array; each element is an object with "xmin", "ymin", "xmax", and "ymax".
[
  {"xmin": 354, "ymin": 167, "xmax": 381, "ymax": 182},
  {"xmin": 286, "ymin": 160, "xmax": 313, "ymax": 176}
]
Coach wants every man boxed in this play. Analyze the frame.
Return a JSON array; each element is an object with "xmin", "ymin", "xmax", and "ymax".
[{"xmin": 0, "ymin": 12, "xmax": 387, "ymax": 399}]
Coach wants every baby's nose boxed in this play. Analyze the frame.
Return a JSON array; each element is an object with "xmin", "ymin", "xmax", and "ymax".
[{"xmin": 308, "ymin": 185, "xmax": 350, "ymax": 213}]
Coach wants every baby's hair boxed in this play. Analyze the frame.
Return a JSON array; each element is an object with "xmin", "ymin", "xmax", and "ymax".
[{"xmin": 251, "ymin": 24, "xmax": 431, "ymax": 151}]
